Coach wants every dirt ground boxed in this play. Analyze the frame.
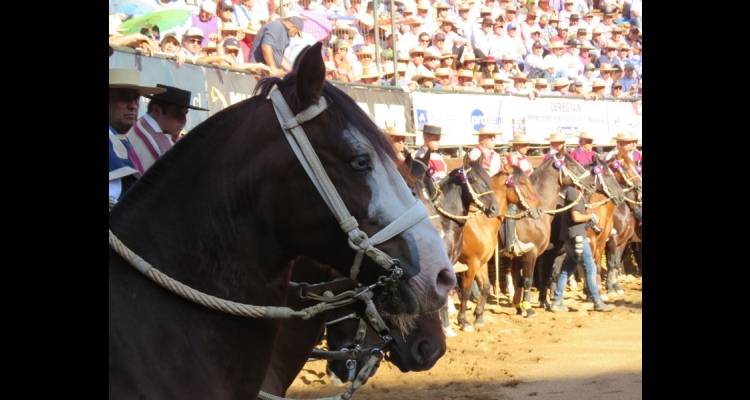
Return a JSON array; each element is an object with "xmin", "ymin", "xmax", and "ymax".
[{"xmin": 285, "ymin": 273, "xmax": 642, "ymax": 400}]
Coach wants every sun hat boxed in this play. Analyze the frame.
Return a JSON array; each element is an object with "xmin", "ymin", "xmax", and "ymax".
[
  {"xmin": 480, "ymin": 56, "xmax": 497, "ymax": 64},
  {"xmin": 534, "ymin": 78, "xmax": 549, "ymax": 87},
  {"xmin": 552, "ymin": 77, "xmax": 570, "ymax": 87},
  {"xmin": 510, "ymin": 134, "xmax": 530, "ymax": 144},
  {"xmin": 145, "ymin": 84, "xmax": 209, "ymax": 111},
  {"xmin": 242, "ymin": 21, "xmax": 262, "ymax": 35},
  {"xmin": 457, "ymin": 69, "xmax": 474, "ymax": 78},
  {"xmin": 472, "ymin": 125, "xmax": 503, "ymax": 135},
  {"xmin": 591, "ymin": 78, "xmax": 606, "ymax": 88},
  {"xmin": 435, "ymin": 67, "xmax": 451, "ymax": 76},
  {"xmin": 412, "ymin": 70, "xmax": 437, "ymax": 81},
  {"xmin": 462, "ymin": 52, "xmax": 479, "ymax": 62},
  {"xmin": 355, "ymin": 44, "xmax": 375, "ymax": 55},
  {"xmin": 544, "ymin": 132, "xmax": 568, "ymax": 143},
  {"xmin": 220, "ymin": 22, "xmax": 240, "ymax": 32},
  {"xmin": 598, "ymin": 63, "xmax": 617, "ymax": 72},
  {"xmin": 409, "ymin": 45, "xmax": 426, "ymax": 54},
  {"xmin": 203, "ymin": 41, "xmax": 217, "ymax": 52},
  {"xmin": 435, "ymin": 2, "xmax": 450, "ymax": 9},
  {"xmin": 511, "ymin": 72, "xmax": 529, "ymax": 81},
  {"xmin": 492, "ymin": 73, "xmax": 513, "ymax": 84},
  {"xmin": 576, "ymin": 132, "xmax": 596, "ymax": 139},
  {"xmin": 200, "ymin": 0, "xmax": 217, "ymax": 15},
  {"xmin": 422, "ymin": 124, "xmax": 444, "ymax": 135},
  {"xmin": 479, "ymin": 78, "xmax": 498, "ymax": 87},
  {"xmin": 332, "ymin": 20, "xmax": 358, "ymax": 37},
  {"xmin": 549, "ymin": 41, "xmax": 564, "ymax": 49},
  {"xmin": 442, "ymin": 52, "xmax": 458, "ymax": 59},
  {"xmin": 359, "ymin": 65, "xmax": 383, "ymax": 79},
  {"xmin": 614, "ymin": 132, "xmax": 637, "ymax": 142},
  {"xmin": 109, "ymin": 69, "xmax": 167, "ymax": 96},
  {"xmin": 385, "ymin": 126, "xmax": 417, "ymax": 137}
]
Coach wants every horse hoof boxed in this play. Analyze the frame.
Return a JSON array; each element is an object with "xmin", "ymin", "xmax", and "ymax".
[
  {"xmin": 461, "ymin": 324, "xmax": 474, "ymax": 333},
  {"xmin": 600, "ymin": 293, "xmax": 610, "ymax": 302},
  {"xmin": 616, "ymin": 289, "xmax": 625, "ymax": 295},
  {"xmin": 515, "ymin": 308, "xmax": 526, "ymax": 316},
  {"xmin": 607, "ymin": 290, "xmax": 617, "ymax": 297},
  {"xmin": 446, "ymin": 301, "xmax": 457, "ymax": 315},
  {"xmin": 525, "ymin": 309, "xmax": 538, "ymax": 318},
  {"xmin": 474, "ymin": 320, "xmax": 485, "ymax": 327},
  {"xmin": 443, "ymin": 326, "xmax": 458, "ymax": 338}
]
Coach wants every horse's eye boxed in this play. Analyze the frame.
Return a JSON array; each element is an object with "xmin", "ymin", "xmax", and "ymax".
[{"xmin": 350, "ymin": 155, "xmax": 371, "ymax": 171}]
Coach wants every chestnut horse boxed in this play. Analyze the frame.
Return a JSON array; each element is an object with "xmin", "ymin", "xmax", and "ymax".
[
  {"xmin": 109, "ymin": 43, "xmax": 454, "ymax": 399},
  {"xmin": 455, "ymin": 164, "xmax": 545, "ymax": 332}
]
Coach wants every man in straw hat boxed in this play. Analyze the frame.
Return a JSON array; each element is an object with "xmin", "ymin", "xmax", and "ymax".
[
  {"xmin": 126, "ymin": 84, "xmax": 209, "ymax": 174},
  {"xmin": 413, "ymin": 124, "xmax": 450, "ymax": 182},
  {"xmin": 570, "ymin": 131, "xmax": 599, "ymax": 165},
  {"xmin": 542, "ymin": 132, "xmax": 569, "ymax": 160},
  {"xmin": 550, "ymin": 77, "xmax": 570, "ymax": 95},
  {"xmin": 109, "ymin": 68, "xmax": 167, "ymax": 202},
  {"xmin": 583, "ymin": 78, "xmax": 606, "ymax": 100},
  {"xmin": 499, "ymin": 133, "xmax": 536, "ymax": 256},
  {"xmin": 249, "ymin": 11, "xmax": 306, "ymax": 76},
  {"xmin": 384, "ymin": 125, "xmax": 417, "ymax": 164},
  {"xmin": 604, "ymin": 132, "xmax": 641, "ymax": 164},
  {"xmin": 356, "ymin": 65, "xmax": 383, "ymax": 85},
  {"xmin": 468, "ymin": 125, "xmax": 504, "ymax": 176}
]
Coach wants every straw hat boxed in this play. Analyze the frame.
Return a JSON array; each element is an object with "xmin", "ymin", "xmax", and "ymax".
[
  {"xmin": 359, "ymin": 65, "xmax": 382, "ymax": 79},
  {"xmin": 412, "ymin": 70, "xmax": 437, "ymax": 81},
  {"xmin": 472, "ymin": 125, "xmax": 503, "ymax": 135},
  {"xmin": 109, "ymin": 69, "xmax": 167, "ymax": 96},
  {"xmin": 479, "ymin": 78, "xmax": 497, "ymax": 87},
  {"xmin": 492, "ymin": 73, "xmax": 513, "ymax": 84},
  {"xmin": 220, "ymin": 22, "xmax": 240, "ymax": 32},
  {"xmin": 462, "ymin": 53, "xmax": 479, "ymax": 62},
  {"xmin": 355, "ymin": 44, "xmax": 375, "ymax": 56},
  {"xmin": 576, "ymin": 132, "xmax": 596, "ymax": 140},
  {"xmin": 203, "ymin": 41, "xmax": 218, "ymax": 52},
  {"xmin": 614, "ymin": 132, "xmax": 637, "ymax": 142},
  {"xmin": 534, "ymin": 78, "xmax": 549, "ymax": 87},
  {"xmin": 442, "ymin": 52, "xmax": 458, "ymax": 59},
  {"xmin": 544, "ymin": 132, "xmax": 568, "ymax": 143},
  {"xmin": 434, "ymin": 67, "xmax": 451, "ymax": 77},
  {"xmin": 382, "ymin": 62, "xmax": 407, "ymax": 75},
  {"xmin": 552, "ymin": 77, "xmax": 570, "ymax": 87},
  {"xmin": 510, "ymin": 134, "xmax": 530, "ymax": 144},
  {"xmin": 332, "ymin": 21, "xmax": 358, "ymax": 37},
  {"xmin": 591, "ymin": 78, "xmax": 606, "ymax": 88},
  {"xmin": 479, "ymin": 56, "xmax": 497, "ymax": 64},
  {"xmin": 409, "ymin": 46, "xmax": 426, "ymax": 55},
  {"xmin": 457, "ymin": 69, "xmax": 474, "ymax": 79},
  {"xmin": 242, "ymin": 21, "xmax": 262, "ymax": 35},
  {"xmin": 385, "ymin": 126, "xmax": 416, "ymax": 137},
  {"xmin": 598, "ymin": 63, "xmax": 617, "ymax": 72},
  {"xmin": 511, "ymin": 72, "xmax": 529, "ymax": 81}
]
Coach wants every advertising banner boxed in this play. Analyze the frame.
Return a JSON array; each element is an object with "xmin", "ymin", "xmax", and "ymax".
[{"xmin": 337, "ymin": 86, "xmax": 414, "ymax": 133}]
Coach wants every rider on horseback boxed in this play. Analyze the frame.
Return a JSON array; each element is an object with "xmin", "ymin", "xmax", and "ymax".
[{"xmin": 499, "ymin": 134, "xmax": 535, "ymax": 257}]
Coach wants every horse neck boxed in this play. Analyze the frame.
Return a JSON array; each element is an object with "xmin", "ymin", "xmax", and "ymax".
[
  {"xmin": 437, "ymin": 175, "xmax": 472, "ymax": 219},
  {"xmin": 530, "ymin": 165, "xmax": 565, "ymax": 213}
]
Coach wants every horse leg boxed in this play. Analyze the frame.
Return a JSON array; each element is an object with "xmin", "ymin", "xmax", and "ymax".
[
  {"xmin": 503, "ymin": 256, "xmax": 515, "ymax": 299},
  {"xmin": 457, "ymin": 270, "xmax": 477, "ymax": 332},
  {"xmin": 473, "ymin": 267, "xmax": 491, "ymax": 327},
  {"xmin": 633, "ymin": 242, "xmax": 642, "ymax": 275},
  {"xmin": 439, "ymin": 302, "xmax": 457, "ymax": 338},
  {"xmin": 510, "ymin": 259, "xmax": 526, "ymax": 316},
  {"xmin": 606, "ymin": 237, "xmax": 625, "ymax": 296},
  {"xmin": 521, "ymin": 255, "xmax": 538, "ymax": 318}
]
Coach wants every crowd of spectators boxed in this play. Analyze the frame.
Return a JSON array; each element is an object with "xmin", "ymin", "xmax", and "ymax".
[{"xmin": 109, "ymin": 0, "xmax": 641, "ymax": 99}]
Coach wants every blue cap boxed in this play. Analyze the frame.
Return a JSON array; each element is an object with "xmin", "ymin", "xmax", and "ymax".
[{"xmin": 507, "ymin": 23, "xmax": 517, "ymax": 30}]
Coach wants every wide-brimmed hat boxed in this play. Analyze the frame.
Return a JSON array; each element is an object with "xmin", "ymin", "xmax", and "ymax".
[
  {"xmin": 472, "ymin": 125, "xmax": 503, "ymax": 135},
  {"xmin": 544, "ymin": 132, "xmax": 568, "ymax": 143},
  {"xmin": 332, "ymin": 20, "xmax": 358, "ymax": 37},
  {"xmin": 591, "ymin": 78, "xmax": 606, "ymax": 88},
  {"xmin": 359, "ymin": 65, "xmax": 382, "ymax": 79},
  {"xmin": 441, "ymin": 52, "xmax": 458, "ymax": 59},
  {"xmin": 511, "ymin": 72, "xmax": 529, "ymax": 81},
  {"xmin": 479, "ymin": 56, "xmax": 496, "ymax": 64},
  {"xmin": 492, "ymin": 73, "xmax": 513, "ymax": 84},
  {"xmin": 534, "ymin": 78, "xmax": 549, "ymax": 87},
  {"xmin": 412, "ymin": 70, "xmax": 437, "ymax": 81},
  {"xmin": 552, "ymin": 77, "xmax": 570, "ymax": 87},
  {"xmin": 242, "ymin": 21, "xmax": 262, "ymax": 35},
  {"xmin": 109, "ymin": 69, "xmax": 167, "ymax": 96},
  {"xmin": 220, "ymin": 22, "xmax": 240, "ymax": 32},
  {"xmin": 510, "ymin": 134, "xmax": 530, "ymax": 144},
  {"xmin": 462, "ymin": 53, "xmax": 479, "ymax": 62},
  {"xmin": 598, "ymin": 63, "xmax": 617, "ymax": 72},
  {"xmin": 457, "ymin": 69, "xmax": 474, "ymax": 78},
  {"xmin": 576, "ymin": 132, "xmax": 596, "ymax": 140},
  {"xmin": 355, "ymin": 44, "xmax": 375, "ymax": 55},
  {"xmin": 435, "ymin": 67, "xmax": 451, "ymax": 76},
  {"xmin": 385, "ymin": 126, "xmax": 416, "ymax": 137},
  {"xmin": 203, "ymin": 41, "xmax": 218, "ymax": 52},
  {"xmin": 409, "ymin": 45, "xmax": 426, "ymax": 55},
  {"xmin": 614, "ymin": 132, "xmax": 637, "ymax": 142},
  {"xmin": 145, "ymin": 84, "xmax": 209, "ymax": 111},
  {"xmin": 479, "ymin": 78, "xmax": 498, "ymax": 87},
  {"xmin": 498, "ymin": 54, "xmax": 515, "ymax": 62},
  {"xmin": 382, "ymin": 62, "xmax": 407, "ymax": 75},
  {"xmin": 549, "ymin": 41, "xmax": 564, "ymax": 49},
  {"xmin": 422, "ymin": 124, "xmax": 443, "ymax": 135}
]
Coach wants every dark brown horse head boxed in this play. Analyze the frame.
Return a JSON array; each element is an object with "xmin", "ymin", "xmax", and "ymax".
[{"xmin": 502, "ymin": 163, "xmax": 544, "ymax": 219}]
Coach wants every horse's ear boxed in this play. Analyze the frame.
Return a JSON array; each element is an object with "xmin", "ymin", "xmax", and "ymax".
[
  {"xmin": 295, "ymin": 42, "xmax": 325, "ymax": 109},
  {"xmin": 404, "ymin": 150, "xmax": 413, "ymax": 164},
  {"xmin": 463, "ymin": 151, "xmax": 472, "ymax": 168},
  {"xmin": 503, "ymin": 161, "xmax": 514, "ymax": 175}
]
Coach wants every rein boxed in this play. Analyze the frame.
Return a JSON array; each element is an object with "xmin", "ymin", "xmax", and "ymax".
[
  {"xmin": 432, "ymin": 167, "xmax": 494, "ymax": 222},
  {"xmin": 502, "ymin": 174, "xmax": 536, "ymax": 220}
]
